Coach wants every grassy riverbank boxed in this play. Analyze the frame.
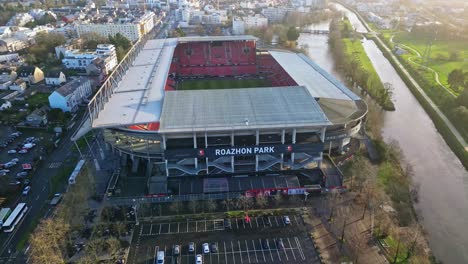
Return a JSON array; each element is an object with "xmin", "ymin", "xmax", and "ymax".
[{"xmin": 329, "ymin": 18, "xmax": 395, "ymax": 111}]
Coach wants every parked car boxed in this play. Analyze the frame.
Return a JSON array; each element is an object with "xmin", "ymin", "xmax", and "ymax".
[
  {"xmin": 22, "ymin": 179, "xmax": 30, "ymax": 185},
  {"xmin": 173, "ymin": 245, "xmax": 180, "ymax": 256},
  {"xmin": 224, "ymin": 218, "xmax": 231, "ymax": 229},
  {"xmin": 276, "ymin": 238, "xmax": 284, "ymax": 249},
  {"xmin": 10, "ymin": 158, "xmax": 19, "ymax": 163},
  {"xmin": 195, "ymin": 254, "xmax": 203, "ymax": 264},
  {"xmin": 11, "ymin": 132, "xmax": 21, "ymax": 137},
  {"xmin": 188, "ymin": 242, "xmax": 195, "ymax": 253},
  {"xmin": 262, "ymin": 239, "xmax": 269, "ymax": 249},
  {"xmin": 210, "ymin": 243, "xmax": 218, "ymax": 253},
  {"xmin": 9, "ymin": 181, "xmax": 21, "ymax": 185},
  {"xmin": 283, "ymin": 216, "xmax": 291, "ymax": 225},
  {"xmin": 156, "ymin": 251, "xmax": 164, "ymax": 264},
  {"xmin": 7, "ymin": 149, "xmax": 16, "ymax": 154},
  {"xmin": 22, "ymin": 186, "xmax": 31, "ymax": 195},
  {"xmin": 0, "ymin": 169, "xmax": 10, "ymax": 174},
  {"xmin": 202, "ymin": 243, "xmax": 210, "ymax": 254},
  {"xmin": 16, "ymin": 171, "xmax": 28, "ymax": 177},
  {"xmin": 4, "ymin": 162, "xmax": 16, "ymax": 168},
  {"xmin": 18, "ymin": 149, "xmax": 28, "ymax": 154}
]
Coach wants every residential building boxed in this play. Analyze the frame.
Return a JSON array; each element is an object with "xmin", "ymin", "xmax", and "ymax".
[
  {"xmin": 245, "ymin": 14, "xmax": 268, "ymax": 28},
  {"xmin": 0, "ymin": 38, "xmax": 28, "ymax": 52},
  {"xmin": 232, "ymin": 16, "xmax": 245, "ymax": 35},
  {"xmin": 7, "ymin": 13, "xmax": 34, "ymax": 27},
  {"xmin": 62, "ymin": 44, "xmax": 118, "ymax": 73},
  {"xmin": 25, "ymin": 105, "xmax": 49, "ymax": 127},
  {"xmin": 261, "ymin": 7, "xmax": 294, "ymax": 23},
  {"xmin": 96, "ymin": 44, "xmax": 118, "ymax": 72},
  {"xmin": 62, "ymin": 50, "xmax": 98, "ymax": 70},
  {"xmin": 17, "ymin": 66, "xmax": 44, "ymax": 84},
  {"xmin": 76, "ymin": 12, "xmax": 156, "ymax": 42},
  {"xmin": 0, "ymin": 100, "xmax": 12, "ymax": 111},
  {"xmin": 0, "ymin": 27, "xmax": 13, "ymax": 38},
  {"xmin": 45, "ymin": 71, "xmax": 66, "ymax": 86},
  {"xmin": 48, "ymin": 77, "xmax": 92, "ymax": 112},
  {"xmin": 9, "ymin": 79, "xmax": 27, "ymax": 92}
]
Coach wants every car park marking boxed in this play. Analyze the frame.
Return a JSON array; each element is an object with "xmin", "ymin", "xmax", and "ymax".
[
  {"xmin": 224, "ymin": 241, "xmax": 228, "ymax": 264},
  {"xmin": 273, "ymin": 238, "xmax": 282, "ymax": 261},
  {"xmin": 287, "ymin": 237, "xmax": 296, "ymax": 260},
  {"xmin": 244, "ymin": 240, "xmax": 250, "ymax": 263},
  {"xmin": 267, "ymin": 239, "xmax": 274, "ymax": 262},
  {"xmin": 238, "ymin": 240, "xmax": 243, "ymax": 263},
  {"xmin": 230, "ymin": 241, "xmax": 236, "ymax": 264}
]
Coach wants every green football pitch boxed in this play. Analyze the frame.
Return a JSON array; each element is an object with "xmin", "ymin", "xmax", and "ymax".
[{"xmin": 178, "ymin": 78, "xmax": 270, "ymax": 90}]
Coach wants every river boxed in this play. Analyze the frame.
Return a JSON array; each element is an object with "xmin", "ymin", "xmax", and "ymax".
[{"xmin": 298, "ymin": 5, "xmax": 468, "ymax": 263}]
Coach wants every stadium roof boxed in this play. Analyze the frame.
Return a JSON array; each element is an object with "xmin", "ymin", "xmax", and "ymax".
[
  {"xmin": 92, "ymin": 38, "xmax": 177, "ymax": 128},
  {"xmin": 159, "ymin": 86, "xmax": 331, "ymax": 133},
  {"xmin": 177, "ymin": 35, "xmax": 257, "ymax": 43},
  {"xmin": 269, "ymin": 51, "xmax": 361, "ymax": 101}
]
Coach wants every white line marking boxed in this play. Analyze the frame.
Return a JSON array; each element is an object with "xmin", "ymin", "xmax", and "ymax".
[
  {"xmin": 245, "ymin": 240, "xmax": 251, "ymax": 263},
  {"xmin": 274, "ymin": 238, "xmax": 282, "ymax": 261},
  {"xmin": 267, "ymin": 239, "xmax": 274, "ymax": 262},
  {"xmin": 231, "ymin": 241, "xmax": 236, "ymax": 264},
  {"xmin": 295, "ymin": 237, "xmax": 306, "ymax": 260},
  {"xmin": 274, "ymin": 216, "xmax": 279, "ymax": 226},
  {"xmin": 288, "ymin": 237, "xmax": 296, "ymax": 260},
  {"xmin": 224, "ymin": 241, "xmax": 228, "ymax": 264},
  {"xmin": 259, "ymin": 239, "xmax": 266, "ymax": 262},
  {"xmin": 251, "ymin": 240, "xmax": 259, "ymax": 263},
  {"xmin": 159, "ymin": 224, "xmax": 162, "ymax": 234},
  {"xmin": 238, "ymin": 240, "xmax": 243, "ymax": 263}
]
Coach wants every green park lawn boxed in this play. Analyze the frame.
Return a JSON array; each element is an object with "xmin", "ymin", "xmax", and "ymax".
[
  {"xmin": 393, "ymin": 31, "xmax": 468, "ymax": 95},
  {"xmin": 178, "ymin": 78, "xmax": 270, "ymax": 90}
]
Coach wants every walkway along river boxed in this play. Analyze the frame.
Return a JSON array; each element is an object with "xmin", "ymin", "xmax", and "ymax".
[{"xmin": 298, "ymin": 5, "xmax": 468, "ymax": 263}]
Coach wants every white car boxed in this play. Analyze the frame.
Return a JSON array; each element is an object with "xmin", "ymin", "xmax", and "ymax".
[
  {"xmin": 195, "ymin": 254, "xmax": 203, "ymax": 264},
  {"xmin": 18, "ymin": 149, "xmax": 28, "ymax": 154},
  {"xmin": 10, "ymin": 158, "xmax": 19, "ymax": 163},
  {"xmin": 22, "ymin": 186, "xmax": 31, "ymax": 196},
  {"xmin": 4, "ymin": 162, "xmax": 16, "ymax": 168},
  {"xmin": 283, "ymin": 216, "xmax": 291, "ymax": 225},
  {"xmin": 7, "ymin": 149, "xmax": 16, "ymax": 154},
  {"xmin": 202, "ymin": 243, "xmax": 210, "ymax": 254},
  {"xmin": 0, "ymin": 169, "xmax": 10, "ymax": 174}
]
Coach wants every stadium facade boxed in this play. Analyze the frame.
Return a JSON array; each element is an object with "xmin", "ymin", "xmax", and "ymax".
[{"xmin": 73, "ymin": 35, "xmax": 367, "ymax": 182}]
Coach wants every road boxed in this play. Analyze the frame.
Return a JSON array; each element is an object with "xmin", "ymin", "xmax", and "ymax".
[
  {"xmin": 0, "ymin": 15, "xmax": 174, "ymax": 263},
  {"xmin": 0, "ymin": 120, "xmax": 83, "ymax": 263}
]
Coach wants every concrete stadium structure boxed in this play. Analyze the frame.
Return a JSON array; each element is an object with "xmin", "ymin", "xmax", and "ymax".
[{"xmin": 73, "ymin": 35, "xmax": 367, "ymax": 187}]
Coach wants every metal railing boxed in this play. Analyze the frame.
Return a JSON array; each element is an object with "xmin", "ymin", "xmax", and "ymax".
[{"xmin": 107, "ymin": 192, "xmax": 244, "ymax": 206}]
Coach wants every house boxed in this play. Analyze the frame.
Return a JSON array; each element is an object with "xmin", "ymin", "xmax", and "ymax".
[
  {"xmin": 17, "ymin": 66, "xmax": 44, "ymax": 84},
  {"xmin": 25, "ymin": 105, "xmax": 49, "ymax": 127},
  {"xmin": 0, "ymin": 100, "xmax": 11, "ymax": 111},
  {"xmin": 48, "ymin": 77, "xmax": 92, "ymax": 112},
  {"xmin": 45, "ymin": 71, "xmax": 66, "ymax": 86},
  {"xmin": 9, "ymin": 79, "xmax": 27, "ymax": 92}
]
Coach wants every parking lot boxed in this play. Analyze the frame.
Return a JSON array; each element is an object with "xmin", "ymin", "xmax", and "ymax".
[
  {"xmin": 139, "ymin": 215, "xmax": 302, "ymax": 236},
  {"xmin": 130, "ymin": 215, "xmax": 320, "ymax": 264}
]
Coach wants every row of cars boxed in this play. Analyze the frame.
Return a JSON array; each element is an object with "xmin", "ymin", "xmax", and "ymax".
[
  {"xmin": 6, "ymin": 137, "xmax": 37, "ymax": 155},
  {"xmin": 155, "ymin": 216, "xmax": 292, "ymax": 264},
  {"xmin": 0, "ymin": 131, "xmax": 21, "ymax": 149}
]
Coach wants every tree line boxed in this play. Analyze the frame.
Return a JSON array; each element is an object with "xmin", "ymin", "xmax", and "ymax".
[
  {"xmin": 447, "ymin": 69, "xmax": 468, "ymax": 136},
  {"xmin": 328, "ymin": 18, "xmax": 395, "ymax": 110}
]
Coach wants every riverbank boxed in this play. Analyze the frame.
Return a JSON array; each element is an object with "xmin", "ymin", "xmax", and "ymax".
[
  {"xmin": 328, "ymin": 18, "xmax": 395, "ymax": 111},
  {"xmin": 336, "ymin": 1, "xmax": 468, "ymax": 171}
]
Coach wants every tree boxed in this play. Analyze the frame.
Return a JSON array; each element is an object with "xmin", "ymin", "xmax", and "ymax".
[
  {"xmin": 169, "ymin": 201, "xmax": 182, "ymax": 214},
  {"xmin": 237, "ymin": 196, "xmax": 253, "ymax": 210},
  {"xmin": 255, "ymin": 195, "xmax": 268, "ymax": 208},
  {"xmin": 286, "ymin": 26, "xmax": 300, "ymax": 42},
  {"xmin": 204, "ymin": 200, "xmax": 217, "ymax": 212},
  {"xmin": 447, "ymin": 69, "xmax": 466, "ymax": 90},
  {"xmin": 80, "ymin": 32, "xmax": 108, "ymax": 49},
  {"xmin": 188, "ymin": 200, "xmax": 199, "ymax": 213},
  {"xmin": 456, "ymin": 87, "xmax": 468, "ymax": 108}
]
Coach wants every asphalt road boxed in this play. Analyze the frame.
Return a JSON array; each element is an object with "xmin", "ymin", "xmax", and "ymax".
[{"xmin": 0, "ymin": 121, "xmax": 82, "ymax": 263}]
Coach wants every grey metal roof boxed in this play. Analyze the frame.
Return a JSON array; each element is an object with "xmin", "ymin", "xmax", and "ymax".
[
  {"xmin": 269, "ymin": 51, "xmax": 361, "ymax": 101},
  {"xmin": 177, "ymin": 35, "xmax": 257, "ymax": 43},
  {"xmin": 92, "ymin": 38, "xmax": 177, "ymax": 128},
  {"xmin": 159, "ymin": 86, "xmax": 331, "ymax": 133}
]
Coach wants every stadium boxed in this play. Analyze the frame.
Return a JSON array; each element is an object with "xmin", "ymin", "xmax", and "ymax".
[{"xmin": 73, "ymin": 35, "xmax": 367, "ymax": 195}]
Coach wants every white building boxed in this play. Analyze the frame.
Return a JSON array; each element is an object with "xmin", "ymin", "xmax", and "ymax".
[
  {"xmin": 9, "ymin": 79, "xmax": 27, "ymax": 92},
  {"xmin": 245, "ymin": 14, "xmax": 268, "ymax": 29},
  {"xmin": 261, "ymin": 7, "xmax": 294, "ymax": 23},
  {"xmin": 232, "ymin": 16, "xmax": 245, "ymax": 35},
  {"xmin": 96, "ymin": 44, "xmax": 118, "ymax": 72},
  {"xmin": 7, "ymin": 13, "xmax": 34, "ymax": 27},
  {"xmin": 62, "ymin": 44, "xmax": 118, "ymax": 73},
  {"xmin": 76, "ymin": 12, "xmax": 156, "ymax": 42},
  {"xmin": 45, "ymin": 71, "xmax": 66, "ymax": 86},
  {"xmin": 48, "ymin": 77, "xmax": 92, "ymax": 112}
]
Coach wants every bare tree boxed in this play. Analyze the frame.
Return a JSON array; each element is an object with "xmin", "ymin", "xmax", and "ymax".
[
  {"xmin": 204, "ymin": 200, "xmax": 217, "ymax": 213},
  {"xmin": 255, "ymin": 195, "xmax": 269, "ymax": 209},
  {"xmin": 237, "ymin": 196, "xmax": 253, "ymax": 211},
  {"xmin": 188, "ymin": 200, "xmax": 199, "ymax": 214}
]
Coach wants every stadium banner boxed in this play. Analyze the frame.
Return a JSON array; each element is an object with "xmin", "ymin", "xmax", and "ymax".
[{"xmin": 164, "ymin": 143, "xmax": 324, "ymax": 159}]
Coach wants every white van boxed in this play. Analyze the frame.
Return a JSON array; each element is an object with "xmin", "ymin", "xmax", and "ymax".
[{"xmin": 156, "ymin": 251, "xmax": 165, "ymax": 264}]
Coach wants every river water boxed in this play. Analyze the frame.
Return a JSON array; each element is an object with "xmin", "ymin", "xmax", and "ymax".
[{"xmin": 298, "ymin": 5, "xmax": 468, "ymax": 263}]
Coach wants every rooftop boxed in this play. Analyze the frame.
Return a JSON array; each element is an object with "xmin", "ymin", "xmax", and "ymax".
[
  {"xmin": 177, "ymin": 35, "xmax": 258, "ymax": 43},
  {"xmin": 92, "ymin": 38, "xmax": 177, "ymax": 128},
  {"xmin": 268, "ymin": 51, "xmax": 361, "ymax": 101},
  {"xmin": 55, "ymin": 77, "xmax": 89, "ymax": 97},
  {"xmin": 159, "ymin": 86, "xmax": 331, "ymax": 133}
]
